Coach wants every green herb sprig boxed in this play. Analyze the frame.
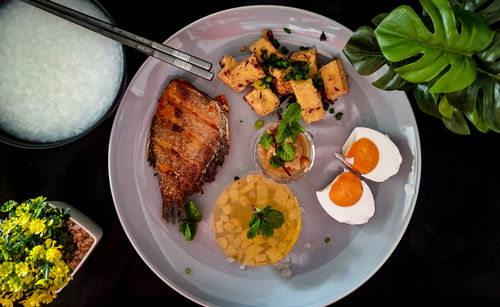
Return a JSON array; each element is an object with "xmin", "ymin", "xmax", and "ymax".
[
  {"xmin": 178, "ymin": 201, "xmax": 202, "ymax": 241},
  {"xmin": 247, "ymin": 205, "xmax": 285, "ymax": 239},
  {"xmin": 259, "ymin": 103, "xmax": 305, "ymax": 174}
]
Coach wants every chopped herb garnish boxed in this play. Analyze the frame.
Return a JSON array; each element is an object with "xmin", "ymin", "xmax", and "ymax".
[
  {"xmin": 299, "ymin": 46, "xmax": 309, "ymax": 50},
  {"xmin": 322, "ymin": 102, "xmax": 329, "ymax": 111},
  {"xmin": 324, "ymin": 237, "xmax": 331, "ymax": 244},
  {"xmin": 313, "ymin": 73, "xmax": 324, "ymax": 90},
  {"xmin": 255, "ymin": 119, "xmax": 264, "ymax": 129},
  {"xmin": 185, "ymin": 267, "xmax": 191, "ymax": 275},
  {"xmin": 329, "ymin": 108, "xmax": 335, "ymax": 114},
  {"xmin": 284, "ymin": 61, "xmax": 312, "ymax": 81},
  {"xmin": 247, "ymin": 205, "xmax": 285, "ymax": 239},
  {"xmin": 234, "ymin": 176, "xmax": 240, "ymax": 181},
  {"xmin": 335, "ymin": 112, "xmax": 344, "ymax": 120},
  {"xmin": 178, "ymin": 201, "xmax": 202, "ymax": 241},
  {"xmin": 271, "ymin": 38, "xmax": 280, "ymax": 48},
  {"xmin": 281, "ymin": 46, "xmax": 289, "ymax": 54},
  {"xmin": 277, "ymin": 107, "xmax": 283, "ymax": 114},
  {"xmin": 320, "ymin": 31, "xmax": 327, "ymax": 41},
  {"xmin": 283, "ymin": 27, "xmax": 292, "ymax": 34}
]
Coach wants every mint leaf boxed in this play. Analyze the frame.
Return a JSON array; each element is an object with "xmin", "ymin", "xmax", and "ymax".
[
  {"xmin": 247, "ymin": 219, "xmax": 261, "ymax": 239},
  {"xmin": 259, "ymin": 132, "xmax": 273, "ymax": 149},
  {"xmin": 275, "ymin": 120, "xmax": 290, "ymax": 143},
  {"xmin": 289, "ymin": 121, "xmax": 305, "ymax": 134},
  {"xmin": 247, "ymin": 205, "xmax": 285, "ymax": 239},
  {"xmin": 283, "ymin": 103, "xmax": 302, "ymax": 122},
  {"xmin": 261, "ymin": 221, "xmax": 274, "ymax": 237},
  {"xmin": 276, "ymin": 142, "xmax": 295, "ymax": 162},
  {"xmin": 179, "ymin": 202, "xmax": 202, "ymax": 241},
  {"xmin": 263, "ymin": 209, "xmax": 285, "ymax": 229},
  {"xmin": 269, "ymin": 156, "xmax": 285, "ymax": 168},
  {"xmin": 186, "ymin": 201, "xmax": 202, "ymax": 222}
]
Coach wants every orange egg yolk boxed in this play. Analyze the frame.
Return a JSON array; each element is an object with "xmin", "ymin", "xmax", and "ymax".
[
  {"xmin": 345, "ymin": 138, "xmax": 379, "ymax": 174},
  {"xmin": 329, "ymin": 171, "xmax": 363, "ymax": 207}
]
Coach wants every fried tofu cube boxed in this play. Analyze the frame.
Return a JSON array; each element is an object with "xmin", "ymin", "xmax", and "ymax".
[
  {"xmin": 319, "ymin": 59, "xmax": 349, "ymax": 100},
  {"xmin": 217, "ymin": 54, "xmax": 266, "ymax": 92},
  {"xmin": 269, "ymin": 67, "xmax": 293, "ymax": 95},
  {"xmin": 244, "ymin": 88, "xmax": 280, "ymax": 116},
  {"xmin": 249, "ymin": 37, "xmax": 285, "ymax": 63},
  {"xmin": 290, "ymin": 48, "xmax": 319, "ymax": 77},
  {"xmin": 302, "ymin": 106, "xmax": 325, "ymax": 125},
  {"xmin": 289, "ymin": 79, "xmax": 325, "ymax": 124}
]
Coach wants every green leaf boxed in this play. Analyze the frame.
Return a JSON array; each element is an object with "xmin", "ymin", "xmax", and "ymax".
[
  {"xmin": 443, "ymin": 107, "xmax": 471, "ymax": 134},
  {"xmin": 260, "ymin": 221, "xmax": 274, "ymax": 237},
  {"xmin": 275, "ymin": 120, "xmax": 291, "ymax": 143},
  {"xmin": 372, "ymin": 61, "xmax": 416, "ymax": 91},
  {"xmin": 263, "ymin": 209, "xmax": 285, "ymax": 229},
  {"xmin": 259, "ymin": 132, "xmax": 273, "ymax": 149},
  {"xmin": 438, "ymin": 95, "xmax": 455, "ymax": 119},
  {"xmin": 186, "ymin": 201, "xmax": 202, "ymax": 222},
  {"xmin": 476, "ymin": 0, "xmax": 500, "ymax": 25},
  {"xmin": 372, "ymin": 12, "xmax": 389, "ymax": 26},
  {"xmin": 269, "ymin": 156, "xmax": 285, "ymax": 168},
  {"xmin": 1, "ymin": 201, "xmax": 17, "ymax": 212},
  {"xmin": 447, "ymin": 72, "xmax": 500, "ymax": 132},
  {"xmin": 374, "ymin": 0, "xmax": 495, "ymax": 93},
  {"xmin": 247, "ymin": 219, "xmax": 260, "ymax": 239},
  {"xmin": 283, "ymin": 103, "xmax": 302, "ymax": 122},
  {"xmin": 179, "ymin": 221, "xmax": 197, "ymax": 241},
  {"xmin": 342, "ymin": 26, "xmax": 388, "ymax": 76},
  {"xmin": 289, "ymin": 121, "xmax": 305, "ymax": 134},
  {"xmin": 276, "ymin": 142, "xmax": 295, "ymax": 162},
  {"xmin": 414, "ymin": 83, "xmax": 443, "ymax": 119}
]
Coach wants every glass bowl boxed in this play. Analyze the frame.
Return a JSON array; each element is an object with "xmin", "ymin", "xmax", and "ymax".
[
  {"xmin": 253, "ymin": 121, "xmax": 315, "ymax": 183},
  {"xmin": 0, "ymin": 0, "xmax": 127, "ymax": 149}
]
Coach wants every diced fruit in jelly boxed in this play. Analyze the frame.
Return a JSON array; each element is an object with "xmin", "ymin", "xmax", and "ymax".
[{"xmin": 212, "ymin": 174, "xmax": 301, "ymax": 266}]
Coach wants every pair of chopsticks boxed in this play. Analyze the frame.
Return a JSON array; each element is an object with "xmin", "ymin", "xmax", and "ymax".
[{"xmin": 19, "ymin": 0, "xmax": 214, "ymax": 80}]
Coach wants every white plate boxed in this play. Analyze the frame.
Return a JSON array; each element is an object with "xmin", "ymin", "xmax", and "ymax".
[{"xmin": 109, "ymin": 5, "xmax": 421, "ymax": 306}]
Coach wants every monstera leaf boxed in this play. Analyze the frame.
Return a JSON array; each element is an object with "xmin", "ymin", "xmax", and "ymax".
[
  {"xmin": 342, "ymin": 0, "xmax": 499, "ymax": 135},
  {"xmin": 374, "ymin": 0, "xmax": 494, "ymax": 93}
]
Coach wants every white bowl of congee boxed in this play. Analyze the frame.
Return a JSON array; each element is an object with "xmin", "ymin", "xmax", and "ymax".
[{"xmin": 0, "ymin": 0, "xmax": 126, "ymax": 149}]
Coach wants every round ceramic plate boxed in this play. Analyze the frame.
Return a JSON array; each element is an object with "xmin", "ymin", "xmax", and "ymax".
[{"xmin": 109, "ymin": 5, "xmax": 421, "ymax": 306}]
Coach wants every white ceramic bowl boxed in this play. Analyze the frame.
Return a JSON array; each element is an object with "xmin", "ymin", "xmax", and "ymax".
[{"xmin": 49, "ymin": 201, "xmax": 103, "ymax": 283}]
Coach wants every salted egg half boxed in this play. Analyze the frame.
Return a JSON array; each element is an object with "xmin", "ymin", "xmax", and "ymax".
[
  {"xmin": 335, "ymin": 127, "xmax": 402, "ymax": 182},
  {"xmin": 316, "ymin": 169, "xmax": 375, "ymax": 225}
]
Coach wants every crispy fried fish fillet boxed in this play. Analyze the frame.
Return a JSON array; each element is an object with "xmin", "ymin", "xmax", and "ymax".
[{"xmin": 147, "ymin": 79, "xmax": 230, "ymax": 223}]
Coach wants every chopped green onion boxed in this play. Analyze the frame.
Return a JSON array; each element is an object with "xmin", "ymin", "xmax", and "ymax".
[
  {"xmin": 324, "ymin": 237, "xmax": 331, "ymax": 244},
  {"xmin": 185, "ymin": 267, "xmax": 191, "ymax": 275},
  {"xmin": 283, "ymin": 28, "xmax": 292, "ymax": 34},
  {"xmin": 255, "ymin": 119, "xmax": 264, "ymax": 129},
  {"xmin": 335, "ymin": 112, "xmax": 344, "ymax": 120}
]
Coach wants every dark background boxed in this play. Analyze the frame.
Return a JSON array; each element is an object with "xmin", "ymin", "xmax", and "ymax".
[{"xmin": 1, "ymin": 0, "xmax": 499, "ymax": 306}]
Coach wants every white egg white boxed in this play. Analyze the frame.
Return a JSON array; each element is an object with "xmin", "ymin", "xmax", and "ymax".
[
  {"xmin": 336, "ymin": 127, "xmax": 402, "ymax": 182},
  {"xmin": 316, "ymin": 170, "xmax": 375, "ymax": 225}
]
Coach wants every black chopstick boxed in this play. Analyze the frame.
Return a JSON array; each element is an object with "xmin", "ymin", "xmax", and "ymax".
[{"xmin": 19, "ymin": 0, "xmax": 214, "ymax": 80}]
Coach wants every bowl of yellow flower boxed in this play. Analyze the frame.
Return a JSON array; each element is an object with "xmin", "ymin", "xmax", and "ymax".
[{"xmin": 0, "ymin": 197, "xmax": 102, "ymax": 306}]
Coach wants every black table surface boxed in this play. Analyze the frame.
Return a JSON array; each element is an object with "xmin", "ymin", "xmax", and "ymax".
[{"xmin": 1, "ymin": 0, "xmax": 499, "ymax": 305}]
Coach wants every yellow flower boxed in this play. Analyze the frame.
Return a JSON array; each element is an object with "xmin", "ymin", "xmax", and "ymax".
[
  {"xmin": 15, "ymin": 261, "xmax": 30, "ymax": 277},
  {"xmin": 0, "ymin": 261, "xmax": 14, "ymax": 276},
  {"xmin": 17, "ymin": 213, "xmax": 31, "ymax": 229},
  {"xmin": 15, "ymin": 202, "xmax": 30, "ymax": 217},
  {"xmin": 28, "ymin": 219, "xmax": 46, "ymax": 236},
  {"xmin": 28, "ymin": 245, "xmax": 46, "ymax": 261},
  {"xmin": 45, "ymin": 246, "xmax": 62, "ymax": 263},
  {"xmin": 0, "ymin": 295, "xmax": 14, "ymax": 307}
]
